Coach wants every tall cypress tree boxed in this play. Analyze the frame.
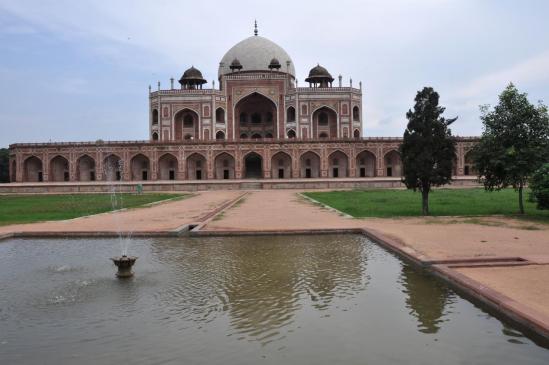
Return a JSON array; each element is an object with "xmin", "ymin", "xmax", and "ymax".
[{"xmin": 400, "ymin": 87, "xmax": 457, "ymax": 215}]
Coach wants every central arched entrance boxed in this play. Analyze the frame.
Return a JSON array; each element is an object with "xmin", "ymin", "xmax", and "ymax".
[
  {"xmin": 312, "ymin": 107, "xmax": 338, "ymax": 138},
  {"xmin": 244, "ymin": 152, "xmax": 263, "ymax": 179},
  {"xmin": 174, "ymin": 109, "xmax": 199, "ymax": 140},
  {"xmin": 235, "ymin": 92, "xmax": 277, "ymax": 139}
]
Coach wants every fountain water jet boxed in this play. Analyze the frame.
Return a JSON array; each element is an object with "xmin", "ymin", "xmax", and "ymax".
[{"xmin": 104, "ymin": 157, "xmax": 138, "ymax": 276}]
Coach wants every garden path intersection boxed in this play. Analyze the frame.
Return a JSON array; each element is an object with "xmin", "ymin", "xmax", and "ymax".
[{"xmin": 1, "ymin": 189, "xmax": 548, "ymax": 340}]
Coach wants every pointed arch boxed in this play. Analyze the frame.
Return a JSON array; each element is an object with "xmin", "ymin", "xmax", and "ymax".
[
  {"xmin": 384, "ymin": 150, "xmax": 402, "ymax": 177},
  {"xmin": 312, "ymin": 106, "xmax": 338, "ymax": 139},
  {"xmin": 286, "ymin": 106, "xmax": 296, "ymax": 123},
  {"xmin": 215, "ymin": 107, "xmax": 226, "ymax": 124},
  {"xmin": 214, "ymin": 152, "xmax": 235, "ymax": 179},
  {"xmin": 328, "ymin": 150, "xmax": 349, "ymax": 178},
  {"xmin": 152, "ymin": 109, "xmax": 159, "ymax": 125},
  {"xmin": 23, "ymin": 155, "xmax": 43, "ymax": 182},
  {"xmin": 130, "ymin": 153, "xmax": 150, "ymax": 181},
  {"xmin": 216, "ymin": 130, "xmax": 225, "ymax": 140},
  {"xmin": 287, "ymin": 129, "xmax": 296, "ymax": 138},
  {"xmin": 271, "ymin": 151, "xmax": 292, "ymax": 179},
  {"xmin": 300, "ymin": 151, "xmax": 321, "ymax": 178},
  {"xmin": 235, "ymin": 92, "xmax": 277, "ymax": 140},
  {"xmin": 103, "ymin": 154, "xmax": 123, "ymax": 181},
  {"xmin": 174, "ymin": 108, "xmax": 200, "ymax": 141},
  {"xmin": 464, "ymin": 150, "xmax": 476, "ymax": 176},
  {"xmin": 353, "ymin": 129, "xmax": 360, "ymax": 138},
  {"xmin": 76, "ymin": 154, "xmax": 96, "ymax": 181},
  {"xmin": 356, "ymin": 149, "xmax": 376, "ymax": 177},
  {"xmin": 186, "ymin": 152, "xmax": 207, "ymax": 180},
  {"xmin": 49, "ymin": 155, "xmax": 70, "ymax": 182},
  {"xmin": 243, "ymin": 151, "xmax": 263, "ymax": 179},
  {"xmin": 158, "ymin": 153, "xmax": 178, "ymax": 180},
  {"xmin": 352, "ymin": 106, "xmax": 360, "ymax": 121}
]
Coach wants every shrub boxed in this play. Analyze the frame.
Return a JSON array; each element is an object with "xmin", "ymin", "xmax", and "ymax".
[{"xmin": 529, "ymin": 163, "xmax": 549, "ymax": 210}]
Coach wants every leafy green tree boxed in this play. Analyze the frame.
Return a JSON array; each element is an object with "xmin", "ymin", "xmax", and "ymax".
[
  {"xmin": 400, "ymin": 87, "xmax": 457, "ymax": 215},
  {"xmin": 0, "ymin": 148, "xmax": 9, "ymax": 183},
  {"xmin": 529, "ymin": 163, "xmax": 549, "ymax": 210},
  {"xmin": 472, "ymin": 83, "xmax": 549, "ymax": 214}
]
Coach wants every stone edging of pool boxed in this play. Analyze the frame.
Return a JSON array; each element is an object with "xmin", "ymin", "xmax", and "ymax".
[{"xmin": 0, "ymin": 224, "xmax": 547, "ymax": 344}]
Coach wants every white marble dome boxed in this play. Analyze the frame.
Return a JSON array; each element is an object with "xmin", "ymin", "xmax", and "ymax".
[{"xmin": 218, "ymin": 36, "xmax": 295, "ymax": 78}]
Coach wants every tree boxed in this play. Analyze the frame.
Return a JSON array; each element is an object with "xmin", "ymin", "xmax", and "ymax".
[
  {"xmin": 400, "ymin": 87, "xmax": 457, "ymax": 215},
  {"xmin": 0, "ymin": 148, "xmax": 9, "ymax": 183},
  {"xmin": 472, "ymin": 83, "xmax": 549, "ymax": 214},
  {"xmin": 529, "ymin": 164, "xmax": 549, "ymax": 210}
]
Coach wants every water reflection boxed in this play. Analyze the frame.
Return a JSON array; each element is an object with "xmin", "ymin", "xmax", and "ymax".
[
  {"xmin": 1, "ymin": 236, "xmax": 548, "ymax": 365},
  {"xmin": 150, "ymin": 235, "xmax": 367, "ymax": 342},
  {"xmin": 399, "ymin": 264, "xmax": 454, "ymax": 334}
]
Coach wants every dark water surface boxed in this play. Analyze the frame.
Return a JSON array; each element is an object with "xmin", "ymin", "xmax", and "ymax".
[{"xmin": 0, "ymin": 235, "xmax": 547, "ymax": 364}]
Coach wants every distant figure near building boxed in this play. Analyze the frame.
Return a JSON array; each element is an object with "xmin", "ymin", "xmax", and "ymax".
[{"xmin": 8, "ymin": 24, "xmax": 477, "ymax": 185}]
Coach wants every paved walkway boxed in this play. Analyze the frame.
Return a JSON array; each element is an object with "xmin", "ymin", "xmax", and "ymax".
[{"xmin": 0, "ymin": 191, "xmax": 243, "ymax": 234}]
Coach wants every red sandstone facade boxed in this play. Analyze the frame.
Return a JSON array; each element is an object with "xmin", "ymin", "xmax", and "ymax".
[{"xmin": 8, "ymin": 29, "xmax": 478, "ymax": 184}]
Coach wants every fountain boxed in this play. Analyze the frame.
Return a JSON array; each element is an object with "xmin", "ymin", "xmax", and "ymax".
[
  {"xmin": 104, "ymin": 158, "xmax": 138, "ymax": 277},
  {"xmin": 111, "ymin": 255, "xmax": 138, "ymax": 278}
]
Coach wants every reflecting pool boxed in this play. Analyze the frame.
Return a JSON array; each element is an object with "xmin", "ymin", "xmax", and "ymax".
[{"xmin": 0, "ymin": 235, "xmax": 547, "ymax": 364}]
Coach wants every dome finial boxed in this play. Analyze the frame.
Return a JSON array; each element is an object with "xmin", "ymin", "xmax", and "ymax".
[{"xmin": 254, "ymin": 20, "xmax": 258, "ymax": 36}]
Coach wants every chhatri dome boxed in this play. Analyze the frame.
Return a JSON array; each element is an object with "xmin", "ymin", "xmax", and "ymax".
[{"xmin": 218, "ymin": 22, "xmax": 296, "ymax": 78}]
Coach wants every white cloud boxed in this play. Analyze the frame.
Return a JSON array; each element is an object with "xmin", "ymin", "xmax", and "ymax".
[{"xmin": 455, "ymin": 51, "xmax": 549, "ymax": 100}]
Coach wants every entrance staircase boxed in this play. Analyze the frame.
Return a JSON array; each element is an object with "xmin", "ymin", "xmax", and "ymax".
[{"xmin": 240, "ymin": 181, "xmax": 262, "ymax": 190}]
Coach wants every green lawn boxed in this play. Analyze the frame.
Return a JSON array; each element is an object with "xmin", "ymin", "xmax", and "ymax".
[
  {"xmin": 304, "ymin": 188, "xmax": 549, "ymax": 221},
  {"xmin": 0, "ymin": 193, "xmax": 185, "ymax": 226}
]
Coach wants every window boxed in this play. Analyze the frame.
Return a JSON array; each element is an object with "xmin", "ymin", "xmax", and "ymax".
[
  {"xmin": 223, "ymin": 159, "xmax": 229, "ymax": 167},
  {"xmin": 287, "ymin": 130, "xmax": 296, "ymax": 138},
  {"xmin": 240, "ymin": 113, "xmax": 248, "ymax": 124},
  {"xmin": 353, "ymin": 106, "xmax": 360, "ymax": 121},
  {"xmin": 318, "ymin": 112, "xmax": 328, "ymax": 126},
  {"xmin": 266, "ymin": 112, "xmax": 273, "ymax": 123},
  {"xmin": 287, "ymin": 107, "xmax": 296, "ymax": 122},
  {"xmin": 216, "ymin": 108, "xmax": 225, "ymax": 124},
  {"xmin": 251, "ymin": 112, "xmax": 261, "ymax": 124},
  {"xmin": 183, "ymin": 115, "xmax": 194, "ymax": 127},
  {"xmin": 152, "ymin": 109, "xmax": 159, "ymax": 125}
]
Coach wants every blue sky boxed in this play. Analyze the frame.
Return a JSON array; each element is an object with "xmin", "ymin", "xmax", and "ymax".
[{"xmin": 1, "ymin": 0, "xmax": 548, "ymax": 147}]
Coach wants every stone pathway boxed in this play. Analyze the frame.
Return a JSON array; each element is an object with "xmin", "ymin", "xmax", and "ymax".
[
  {"xmin": 203, "ymin": 190, "xmax": 361, "ymax": 232},
  {"xmin": 0, "ymin": 191, "xmax": 243, "ymax": 234}
]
